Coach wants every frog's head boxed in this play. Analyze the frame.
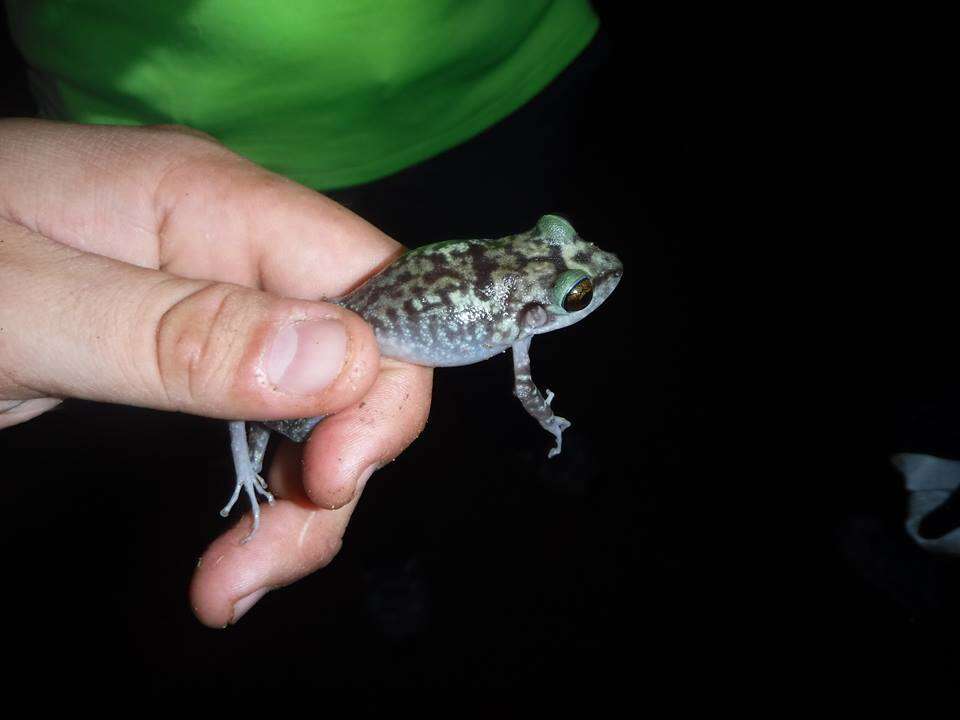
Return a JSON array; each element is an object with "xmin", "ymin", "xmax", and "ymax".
[{"xmin": 516, "ymin": 214, "xmax": 623, "ymax": 336}]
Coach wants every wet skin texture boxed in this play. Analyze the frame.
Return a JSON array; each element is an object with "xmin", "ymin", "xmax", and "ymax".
[{"xmin": 224, "ymin": 214, "xmax": 623, "ymax": 540}]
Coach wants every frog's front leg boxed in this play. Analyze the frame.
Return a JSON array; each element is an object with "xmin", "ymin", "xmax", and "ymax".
[
  {"xmin": 223, "ymin": 421, "xmax": 275, "ymax": 543},
  {"xmin": 511, "ymin": 335, "xmax": 571, "ymax": 458}
]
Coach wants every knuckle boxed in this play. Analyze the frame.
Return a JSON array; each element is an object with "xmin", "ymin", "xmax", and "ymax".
[{"xmin": 154, "ymin": 282, "xmax": 264, "ymax": 412}]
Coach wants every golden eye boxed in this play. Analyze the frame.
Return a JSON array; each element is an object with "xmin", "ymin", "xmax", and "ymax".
[
  {"xmin": 564, "ymin": 277, "xmax": 593, "ymax": 312},
  {"xmin": 553, "ymin": 271, "xmax": 594, "ymax": 313}
]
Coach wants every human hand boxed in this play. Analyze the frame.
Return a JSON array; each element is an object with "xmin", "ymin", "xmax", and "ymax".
[{"xmin": 0, "ymin": 119, "xmax": 432, "ymax": 626}]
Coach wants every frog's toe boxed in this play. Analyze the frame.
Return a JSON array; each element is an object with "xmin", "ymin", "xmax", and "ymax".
[
  {"xmin": 226, "ymin": 421, "xmax": 275, "ymax": 543},
  {"xmin": 219, "ymin": 481, "xmax": 242, "ymax": 518},
  {"xmin": 255, "ymin": 473, "xmax": 275, "ymax": 503},
  {"xmin": 546, "ymin": 415, "xmax": 571, "ymax": 458}
]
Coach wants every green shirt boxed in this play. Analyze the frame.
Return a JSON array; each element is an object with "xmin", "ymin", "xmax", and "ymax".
[{"xmin": 6, "ymin": 0, "xmax": 598, "ymax": 189}]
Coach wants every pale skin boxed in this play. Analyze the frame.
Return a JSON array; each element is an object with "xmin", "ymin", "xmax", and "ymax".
[{"xmin": 0, "ymin": 119, "xmax": 433, "ymax": 627}]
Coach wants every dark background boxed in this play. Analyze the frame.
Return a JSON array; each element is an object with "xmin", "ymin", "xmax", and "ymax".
[{"xmin": 3, "ymin": 1, "xmax": 955, "ymax": 695}]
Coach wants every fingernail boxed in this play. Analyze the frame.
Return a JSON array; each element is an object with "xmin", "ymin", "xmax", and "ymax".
[
  {"xmin": 266, "ymin": 319, "xmax": 347, "ymax": 395},
  {"xmin": 231, "ymin": 587, "xmax": 269, "ymax": 624}
]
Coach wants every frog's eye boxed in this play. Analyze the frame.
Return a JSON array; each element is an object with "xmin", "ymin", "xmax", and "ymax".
[{"xmin": 553, "ymin": 270, "xmax": 594, "ymax": 313}]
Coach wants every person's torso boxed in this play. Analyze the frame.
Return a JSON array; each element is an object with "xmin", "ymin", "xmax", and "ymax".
[{"xmin": 6, "ymin": 0, "xmax": 598, "ymax": 188}]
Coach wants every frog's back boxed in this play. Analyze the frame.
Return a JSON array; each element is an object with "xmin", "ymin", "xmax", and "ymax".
[{"xmin": 339, "ymin": 237, "xmax": 515, "ymax": 366}]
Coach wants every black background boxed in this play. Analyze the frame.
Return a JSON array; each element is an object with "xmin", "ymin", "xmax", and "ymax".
[{"xmin": 3, "ymin": 1, "xmax": 955, "ymax": 696}]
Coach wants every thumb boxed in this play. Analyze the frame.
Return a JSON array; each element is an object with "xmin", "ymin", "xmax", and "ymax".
[{"xmin": 0, "ymin": 219, "xmax": 379, "ymax": 423}]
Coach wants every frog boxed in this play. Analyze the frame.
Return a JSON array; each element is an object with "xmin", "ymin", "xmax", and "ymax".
[{"xmin": 222, "ymin": 214, "xmax": 623, "ymax": 541}]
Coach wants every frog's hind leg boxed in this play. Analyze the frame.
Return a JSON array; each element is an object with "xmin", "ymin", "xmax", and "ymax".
[
  {"xmin": 223, "ymin": 421, "xmax": 275, "ymax": 543},
  {"xmin": 511, "ymin": 336, "xmax": 571, "ymax": 458}
]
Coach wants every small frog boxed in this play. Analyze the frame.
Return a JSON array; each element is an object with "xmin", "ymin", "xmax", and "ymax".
[{"xmin": 223, "ymin": 214, "xmax": 623, "ymax": 540}]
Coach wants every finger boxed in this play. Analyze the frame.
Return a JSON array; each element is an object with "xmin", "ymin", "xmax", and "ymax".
[
  {"xmin": 0, "ymin": 119, "xmax": 198, "ymax": 268},
  {"xmin": 154, "ymin": 160, "xmax": 405, "ymax": 298},
  {"xmin": 189, "ymin": 440, "xmax": 366, "ymax": 628},
  {"xmin": 188, "ymin": 362, "xmax": 433, "ymax": 627},
  {"xmin": 0, "ymin": 219, "xmax": 379, "ymax": 420},
  {"xmin": 0, "ymin": 119, "xmax": 403, "ymax": 298},
  {"xmin": 301, "ymin": 358, "xmax": 433, "ymax": 509}
]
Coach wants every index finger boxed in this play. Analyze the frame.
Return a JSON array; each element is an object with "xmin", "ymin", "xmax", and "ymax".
[
  {"xmin": 153, "ymin": 151, "xmax": 405, "ymax": 298},
  {"xmin": 0, "ymin": 119, "xmax": 403, "ymax": 299}
]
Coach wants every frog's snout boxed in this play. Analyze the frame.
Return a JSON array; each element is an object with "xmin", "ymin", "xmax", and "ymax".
[
  {"xmin": 598, "ymin": 251, "xmax": 624, "ymax": 285},
  {"xmin": 589, "ymin": 254, "xmax": 623, "ymax": 309}
]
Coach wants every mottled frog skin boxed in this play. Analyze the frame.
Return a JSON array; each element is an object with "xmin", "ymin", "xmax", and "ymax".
[{"xmin": 223, "ymin": 215, "xmax": 623, "ymax": 541}]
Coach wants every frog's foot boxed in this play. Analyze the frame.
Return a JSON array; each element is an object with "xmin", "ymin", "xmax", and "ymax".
[
  {"xmin": 220, "ymin": 472, "xmax": 274, "ymax": 516},
  {"xmin": 512, "ymin": 338, "xmax": 576, "ymax": 458},
  {"xmin": 545, "ymin": 414, "xmax": 572, "ymax": 459},
  {"xmin": 540, "ymin": 389, "xmax": 570, "ymax": 458},
  {"xmin": 224, "ymin": 421, "xmax": 275, "ymax": 543}
]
